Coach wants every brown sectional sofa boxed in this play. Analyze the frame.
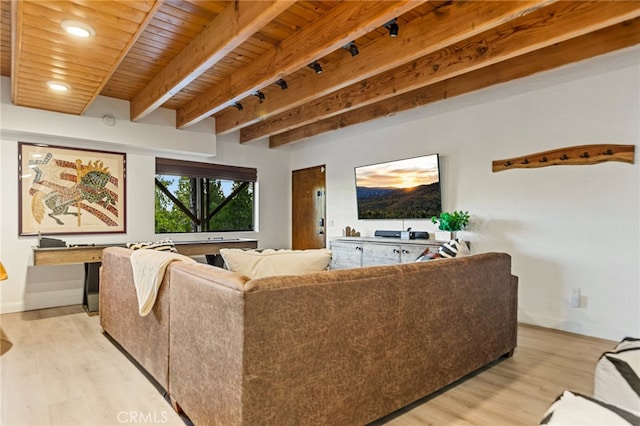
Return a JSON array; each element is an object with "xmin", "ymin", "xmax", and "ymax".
[
  {"xmin": 99, "ymin": 246, "xmax": 172, "ymax": 390},
  {"xmin": 100, "ymin": 246, "xmax": 518, "ymax": 425}
]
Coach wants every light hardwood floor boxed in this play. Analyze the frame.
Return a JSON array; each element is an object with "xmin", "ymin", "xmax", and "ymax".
[{"xmin": 1, "ymin": 305, "xmax": 614, "ymax": 426}]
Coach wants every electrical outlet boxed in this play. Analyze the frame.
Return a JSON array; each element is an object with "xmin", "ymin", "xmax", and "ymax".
[{"xmin": 570, "ymin": 288, "xmax": 581, "ymax": 308}]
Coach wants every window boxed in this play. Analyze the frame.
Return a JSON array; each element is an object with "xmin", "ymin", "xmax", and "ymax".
[{"xmin": 155, "ymin": 158, "xmax": 256, "ymax": 233}]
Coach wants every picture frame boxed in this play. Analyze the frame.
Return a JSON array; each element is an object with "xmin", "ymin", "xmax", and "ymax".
[{"xmin": 18, "ymin": 142, "xmax": 126, "ymax": 236}]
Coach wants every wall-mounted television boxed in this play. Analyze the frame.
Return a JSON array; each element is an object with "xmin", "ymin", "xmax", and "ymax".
[{"xmin": 354, "ymin": 154, "xmax": 442, "ymax": 220}]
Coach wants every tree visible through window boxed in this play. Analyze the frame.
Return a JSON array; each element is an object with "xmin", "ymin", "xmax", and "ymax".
[{"xmin": 154, "ymin": 159, "xmax": 256, "ymax": 233}]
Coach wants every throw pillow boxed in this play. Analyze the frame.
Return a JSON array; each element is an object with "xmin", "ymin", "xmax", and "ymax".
[
  {"xmin": 594, "ymin": 337, "xmax": 640, "ymax": 413},
  {"xmin": 438, "ymin": 238, "xmax": 470, "ymax": 258},
  {"xmin": 127, "ymin": 238, "xmax": 177, "ymax": 253},
  {"xmin": 415, "ymin": 248, "xmax": 440, "ymax": 262},
  {"xmin": 219, "ymin": 248, "xmax": 332, "ymax": 279},
  {"xmin": 540, "ymin": 390, "xmax": 640, "ymax": 425}
]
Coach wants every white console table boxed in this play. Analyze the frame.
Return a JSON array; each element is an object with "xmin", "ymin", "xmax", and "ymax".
[{"xmin": 329, "ymin": 237, "xmax": 443, "ymax": 269}]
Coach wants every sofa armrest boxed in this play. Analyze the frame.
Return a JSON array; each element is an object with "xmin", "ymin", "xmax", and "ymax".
[{"xmin": 99, "ymin": 246, "xmax": 171, "ymax": 390}]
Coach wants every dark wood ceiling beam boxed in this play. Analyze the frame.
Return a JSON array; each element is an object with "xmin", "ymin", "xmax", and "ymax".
[
  {"xmin": 176, "ymin": 0, "xmax": 425, "ymax": 129},
  {"xmin": 269, "ymin": 18, "xmax": 640, "ymax": 147},
  {"xmin": 241, "ymin": 1, "xmax": 640, "ymax": 144},
  {"xmin": 215, "ymin": 0, "xmax": 551, "ymax": 135},
  {"xmin": 130, "ymin": 0, "xmax": 294, "ymax": 122}
]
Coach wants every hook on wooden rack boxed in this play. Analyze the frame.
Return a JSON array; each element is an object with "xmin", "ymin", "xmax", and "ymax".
[{"xmin": 492, "ymin": 144, "xmax": 634, "ymax": 173}]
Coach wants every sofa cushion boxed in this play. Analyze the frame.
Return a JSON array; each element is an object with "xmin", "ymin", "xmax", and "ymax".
[
  {"xmin": 127, "ymin": 238, "xmax": 177, "ymax": 253},
  {"xmin": 594, "ymin": 337, "xmax": 640, "ymax": 413},
  {"xmin": 540, "ymin": 390, "xmax": 640, "ymax": 425},
  {"xmin": 219, "ymin": 248, "xmax": 332, "ymax": 278},
  {"xmin": 438, "ymin": 238, "xmax": 470, "ymax": 258}
]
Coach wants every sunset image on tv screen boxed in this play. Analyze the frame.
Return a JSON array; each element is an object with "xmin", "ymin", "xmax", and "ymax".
[{"xmin": 355, "ymin": 154, "xmax": 441, "ymax": 220}]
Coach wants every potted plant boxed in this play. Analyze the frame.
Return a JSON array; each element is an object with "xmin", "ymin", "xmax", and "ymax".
[{"xmin": 431, "ymin": 210, "xmax": 470, "ymax": 241}]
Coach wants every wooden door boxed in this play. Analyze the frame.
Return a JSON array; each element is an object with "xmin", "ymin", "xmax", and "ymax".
[{"xmin": 292, "ymin": 165, "xmax": 326, "ymax": 249}]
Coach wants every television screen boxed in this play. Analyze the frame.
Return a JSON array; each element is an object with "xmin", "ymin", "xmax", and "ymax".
[{"xmin": 355, "ymin": 154, "xmax": 441, "ymax": 220}]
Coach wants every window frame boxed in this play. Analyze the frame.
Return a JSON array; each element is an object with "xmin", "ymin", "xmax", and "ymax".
[{"xmin": 155, "ymin": 158, "xmax": 257, "ymax": 233}]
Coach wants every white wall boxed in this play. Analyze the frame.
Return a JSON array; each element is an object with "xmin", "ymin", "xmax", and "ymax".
[
  {"xmin": 290, "ymin": 46, "xmax": 640, "ymax": 341},
  {"xmin": 1, "ymin": 46, "xmax": 638, "ymax": 341},
  {"xmin": 0, "ymin": 78, "xmax": 291, "ymax": 313}
]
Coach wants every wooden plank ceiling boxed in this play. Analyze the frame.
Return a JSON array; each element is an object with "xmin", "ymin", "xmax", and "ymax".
[{"xmin": 2, "ymin": 1, "xmax": 639, "ymax": 148}]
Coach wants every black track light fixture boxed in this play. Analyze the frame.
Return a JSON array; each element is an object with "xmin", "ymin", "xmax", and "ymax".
[
  {"xmin": 253, "ymin": 90, "xmax": 265, "ymax": 103},
  {"xmin": 275, "ymin": 79, "xmax": 288, "ymax": 90},
  {"xmin": 343, "ymin": 41, "xmax": 359, "ymax": 57},
  {"xmin": 384, "ymin": 18, "xmax": 399, "ymax": 37},
  {"xmin": 232, "ymin": 102, "xmax": 243, "ymax": 111},
  {"xmin": 307, "ymin": 61, "xmax": 323, "ymax": 74}
]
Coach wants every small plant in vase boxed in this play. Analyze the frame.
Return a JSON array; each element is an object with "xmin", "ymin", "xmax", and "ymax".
[{"xmin": 431, "ymin": 210, "xmax": 470, "ymax": 241}]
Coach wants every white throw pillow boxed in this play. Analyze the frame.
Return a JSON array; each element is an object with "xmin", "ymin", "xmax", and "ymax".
[{"xmin": 219, "ymin": 248, "xmax": 332, "ymax": 279}]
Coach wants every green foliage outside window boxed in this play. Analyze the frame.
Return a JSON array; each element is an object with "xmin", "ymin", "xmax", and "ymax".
[{"xmin": 155, "ymin": 175, "xmax": 254, "ymax": 233}]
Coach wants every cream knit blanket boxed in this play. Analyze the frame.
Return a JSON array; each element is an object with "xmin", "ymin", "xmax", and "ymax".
[{"xmin": 130, "ymin": 249, "xmax": 196, "ymax": 316}]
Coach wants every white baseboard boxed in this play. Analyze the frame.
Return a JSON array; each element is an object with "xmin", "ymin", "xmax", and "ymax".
[
  {"xmin": 0, "ymin": 289, "xmax": 82, "ymax": 314},
  {"xmin": 0, "ymin": 301, "xmax": 25, "ymax": 314},
  {"xmin": 518, "ymin": 312, "xmax": 631, "ymax": 342}
]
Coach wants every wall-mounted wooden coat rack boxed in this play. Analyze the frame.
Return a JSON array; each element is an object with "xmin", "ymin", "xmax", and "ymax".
[{"xmin": 492, "ymin": 144, "xmax": 635, "ymax": 173}]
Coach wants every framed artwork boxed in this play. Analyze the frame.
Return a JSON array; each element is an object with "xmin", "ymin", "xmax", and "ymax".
[{"xmin": 19, "ymin": 142, "xmax": 126, "ymax": 235}]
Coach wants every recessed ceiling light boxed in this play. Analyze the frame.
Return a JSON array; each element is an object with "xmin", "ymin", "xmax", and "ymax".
[
  {"xmin": 61, "ymin": 20, "xmax": 95, "ymax": 38},
  {"xmin": 47, "ymin": 81, "xmax": 70, "ymax": 92}
]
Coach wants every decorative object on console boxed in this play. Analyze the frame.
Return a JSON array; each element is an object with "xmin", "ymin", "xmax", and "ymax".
[
  {"xmin": 38, "ymin": 236, "xmax": 67, "ymax": 248},
  {"xmin": 0, "ymin": 261, "xmax": 7, "ymax": 281},
  {"xmin": 431, "ymin": 210, "xmax": 470, "ymax": 241},
  {"xmin": 493, "ymin": 144, "xmax": 635, "ymax": 173},
  {"xmin": 344, "ymin": 226, "xmax": 361, "ymax": 237},
  {"xmin": 220, "ymin": 248, "xmax": 332, "ymax": 279}
]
